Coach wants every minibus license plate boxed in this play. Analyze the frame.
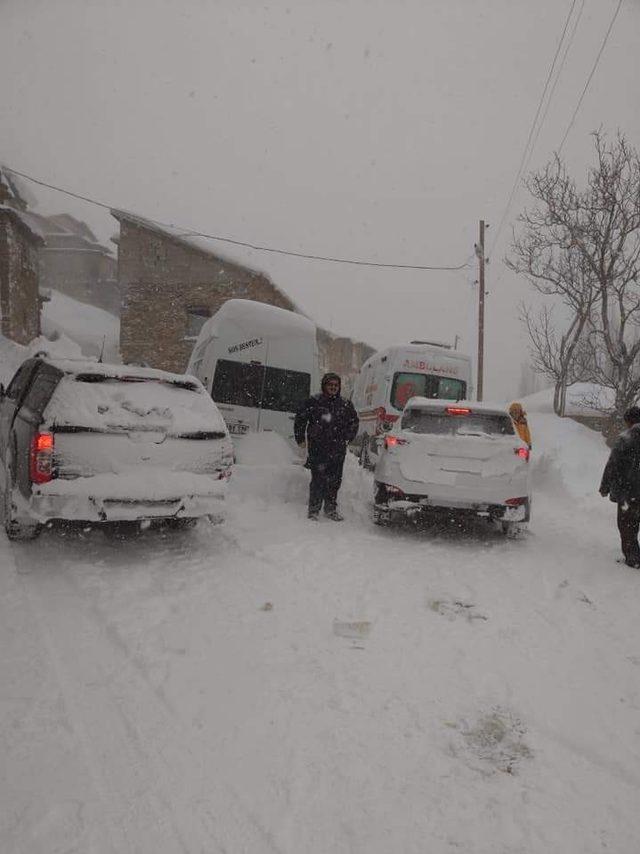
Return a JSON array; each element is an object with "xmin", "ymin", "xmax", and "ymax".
[{"xmin": 228, "ymin": 423, "xmax": 249, "ymax": 435}]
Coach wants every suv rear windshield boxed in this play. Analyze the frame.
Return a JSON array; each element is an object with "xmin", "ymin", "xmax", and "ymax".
[
  {"xmin": 44, "ymin": 374, "xmax": 226, "ymax": 435},
  {"xmin": 401, "ymin": 409, "xmax": 515, "ymax": 437},
  {"xmin": 211, "ymin": 359, "xmax": 310, "ymax": 413},
  {"xmin": 390, "ymin": 372, "xmax": 466, "ymax": 410}
]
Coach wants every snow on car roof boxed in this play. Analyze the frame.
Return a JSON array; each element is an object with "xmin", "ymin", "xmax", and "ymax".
[
  {"xmin": 41, "ymin": 356, "xmax": 201, "ymax": 388},
  {"xmin": 403, "ymin": 397, "xmax": 511, "ymax": 417},
  {"xmin": 43, "ymin": 371, "xmax": 227, "ymax": 435}
]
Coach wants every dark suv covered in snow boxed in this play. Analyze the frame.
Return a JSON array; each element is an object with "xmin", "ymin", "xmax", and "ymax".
[{"xmin": 0, "ymin": 354, "xmax": 233, "ymax": 540}]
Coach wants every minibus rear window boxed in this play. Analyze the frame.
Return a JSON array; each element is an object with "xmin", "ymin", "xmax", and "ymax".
[
  {"xmin": 262, "ymin": 365, "xmax": 310, "ymax": 412},
  {"xmin": 211, "ymin": 359, "xmax": 310, "ymax": 412},
  {"xmin": 391, "ymin": 372, "xmax": 466, "ymax": 410},
  {"xmin": 211, "ymin": 360, "xmax": 263, "ymax": 407}
]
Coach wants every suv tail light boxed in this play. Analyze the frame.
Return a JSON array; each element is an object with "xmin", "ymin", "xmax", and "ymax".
[
  {"xmin": 446, "ymin": 406, "xmax": 471, "ymax": 415},
  {"xmin": 30, "ymin": 431, "xmax": 54, "ymax": 484},
  {"xmin": 385, "ymin": 484, "xmax": 406, "ymax": 498},
  {"xmin": 505, "ymin": 496, "xmax": 527, "ymax": 506},
  {"xmin": 514, "ymin": 447, "xmax": 530, "ymax": 461},
  {"xmin": 384, "ymin": 436, "xmax": 409, "ymax": 449}
]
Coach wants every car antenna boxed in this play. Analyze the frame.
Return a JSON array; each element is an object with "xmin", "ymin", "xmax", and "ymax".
[{"xmin": 97, "ymin": 335, "xmax": 106, "ymax": 363}]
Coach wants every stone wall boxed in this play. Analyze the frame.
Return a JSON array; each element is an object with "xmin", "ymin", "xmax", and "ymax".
[
  {"xmin": 317, "ymin": 328, "xmax": 375, "ymax": 393},
  {"xmin": 116, "ymin": 218, "xmax": 295, "ymax": 372},
  {"xmin": 0, "ymin": 211, "xmax": 41, "ymax": 345},
  {"xmin": 114, "ymin": 213, "xmax": 375, "ymax": 381}
]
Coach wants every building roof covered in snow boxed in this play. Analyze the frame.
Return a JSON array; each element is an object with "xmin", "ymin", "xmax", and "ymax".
[
  {"xmin": 110, "ymin": 208, "xmax": 300, "ymax": 312},
  {"xmin": 24, "ymin": 210, "xmax": 114, "ymax": 256},
  {"xmin": 0, "ymin": 204, "xmax": 45, "ymax": 245}
]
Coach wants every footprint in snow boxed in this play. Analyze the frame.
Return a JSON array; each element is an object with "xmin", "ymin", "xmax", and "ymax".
[
  {"xmin": 333, "ymin": 620, "xmax": 371, "ymax": 649},
  {"xmin": 447, "ymin": 707, "xmax": 532, "ymax": 775},
  {"xmin": 428, "ymin": 599, "xmax": 488, "ymax": 623}
]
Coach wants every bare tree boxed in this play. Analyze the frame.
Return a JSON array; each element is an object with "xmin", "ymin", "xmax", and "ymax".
[
  {"xmin": 508, "ymin": 131, "xmax": 640, "ymax": 420},
  {"xmin": 518, "ymin": 303, "xmax": 593, "ymax": 414}
]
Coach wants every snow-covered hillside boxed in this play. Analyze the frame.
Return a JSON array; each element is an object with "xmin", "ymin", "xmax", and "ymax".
[
  {"xmin": 0, "ymin": 289, "xmax": 120, "ymax": 387},
  {"xmin": 1, "ymin": 398, "xmax": 639, "ymax": 853},
  {"xmin": 522, "ymin": 387, "xmax": 609, "ymax": 500},
  {"xmin": 0, "ymin": 328, "xmax": 82, "ymax": 385},
  {"xmin": 42, "ymin": 289, "xmax": 120, "ymax": 363}
]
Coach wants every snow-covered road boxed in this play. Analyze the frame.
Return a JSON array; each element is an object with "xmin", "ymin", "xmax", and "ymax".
[{"xmin": 2, "ymin": 423, "xmax": 640, "ymax": 853}]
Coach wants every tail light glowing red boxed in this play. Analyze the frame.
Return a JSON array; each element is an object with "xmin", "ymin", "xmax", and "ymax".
[
  {"xmin": 505, "ymin": 496, "xmax": 527, "ymax": 506},
  {"xmin": 446, "ymin": 406, "xmax": 471, "ymax": 416},
  {"xmin": 514, "ymin": 447, "xmax": 530, "ymax": 461},
  {"xmin": 384, "ymin": 436, "xmax": 408, "ymax": 449},
  {"xmin": 385, "ymin": 484, "xmax": 406, "ymax": 498},
  {"xmin": 29, "ymin": 431, "xmax": 54, "ymax": 484}
]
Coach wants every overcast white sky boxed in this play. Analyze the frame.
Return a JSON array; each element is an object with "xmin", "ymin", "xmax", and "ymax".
[{"xmin": 1, "ymin": 0, "xmax": 639, "ymax": 397}]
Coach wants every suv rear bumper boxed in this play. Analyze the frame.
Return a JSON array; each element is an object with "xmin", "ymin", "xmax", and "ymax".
[
  {"xmin": 31, "ymin": 491, "xmax": 226, "ymax": 523},
  {"xmin": 374, "ymin": 481, "xmax": 530, "ymax": 522},
  {"xmin": 29, "ymin": 472, "xmax": 228, "ymax": 523}
]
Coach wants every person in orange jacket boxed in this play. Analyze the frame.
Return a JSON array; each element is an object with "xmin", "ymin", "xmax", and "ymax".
[{"xmin": 509, "ymin": 402, "xmax": 532, "ymax": 448}]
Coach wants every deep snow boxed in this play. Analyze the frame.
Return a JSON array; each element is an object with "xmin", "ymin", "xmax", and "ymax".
[
  {"xmin": 41, "ymin": 290, "xmax": 120, "ymax": 364},
  {"xmin": 0, "ymin": 287, "xmax": 118, "ymax": 389},
  {"xmin": 2, "ymin": 392, "xmax": 640, "ymax": 853}
]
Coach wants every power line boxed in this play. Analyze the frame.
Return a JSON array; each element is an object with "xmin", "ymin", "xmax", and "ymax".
[
  {"xmin": 490, "ymin": 0, "xmax": 579, "ymax": 255},
  {"xmin": 4, "ymin": 165, "xmax": 471, "ymax": 272},
  {"xmin": 558, "ymin": 0, "xmax": 624, "ymax": 153},
  {"xmin": 530, "ymin": 0, "xmax": 585, "ymax": 163}
]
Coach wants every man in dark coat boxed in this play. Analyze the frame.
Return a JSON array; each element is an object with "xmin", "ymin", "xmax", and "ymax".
[
  {"xmin": 294, "ymin": 372, "xmax": 359, "ymax": 520},
  {"xmin": 599, "ymin": 406, "xmax": 640, "ymax": 568}
]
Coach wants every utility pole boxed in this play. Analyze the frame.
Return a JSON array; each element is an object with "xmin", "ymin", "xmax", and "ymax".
[{"xmin": 475, "ymin": 220, "xmax": 486, "ymax": 401}]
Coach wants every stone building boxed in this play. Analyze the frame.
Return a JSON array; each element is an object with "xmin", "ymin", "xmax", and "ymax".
[
  {"xmin": 0, "ymin": 171, "xmax": 43, "ymax": 344},
  {"xmin": 30, "ymin": 213, "xmax": 118, "ymax": 315},
  {"xmin": 317, "ymin": 329, "xmax": 374, "ymax": 393},
  {"xmin": 111, "ymin": 209, "xmax": 373, "ymax": 381}
]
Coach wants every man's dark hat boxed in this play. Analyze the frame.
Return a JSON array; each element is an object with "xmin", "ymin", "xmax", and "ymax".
[{"xmin": 321, "ymin": 372, "xmax": 341, "ymax": 391}]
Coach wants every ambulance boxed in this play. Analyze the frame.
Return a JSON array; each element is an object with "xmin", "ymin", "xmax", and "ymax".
[
  {"xmin": 186, "ymin": 299, "xmax": 319, "ymax": 445},
  {"xmin": 350, "ymin": 341, "xmax": 473, "ymax": 467}
]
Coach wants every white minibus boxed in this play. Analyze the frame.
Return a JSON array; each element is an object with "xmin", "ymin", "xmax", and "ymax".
[
  {"xmin": 350, "ymin": 341, "xmax": 473, "ymax": 467},
  {"xmin": 186, "ymin": 299, "xmax": 319, "ymax": 445}
]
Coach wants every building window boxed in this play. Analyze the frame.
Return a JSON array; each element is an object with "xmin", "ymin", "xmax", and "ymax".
[{"xmin": 184, "ymin": 306, "xmax": 210, "ymax": 340}]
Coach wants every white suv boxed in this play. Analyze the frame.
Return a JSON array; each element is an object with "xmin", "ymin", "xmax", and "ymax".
[{"xmin": 373, "ymin": 398, "xmax": 531, "ymax": 535}]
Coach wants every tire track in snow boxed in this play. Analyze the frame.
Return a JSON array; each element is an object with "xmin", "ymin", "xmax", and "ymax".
[
  {"xmin": 15, "ymin": 551, "xmax": 285, "ymax": 854},
  {"xmin": 0, "ymin": 543, "xmax": 124, "ymax": 854}
]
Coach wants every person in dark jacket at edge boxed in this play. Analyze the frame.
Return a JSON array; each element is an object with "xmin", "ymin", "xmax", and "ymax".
[
  {"xmin": 294, "ymin": 372, "xmax": 359, "ymax": 521},
  {"xmin": 600, "ymin": 406, "xmax": 640, "ymax": 568}
]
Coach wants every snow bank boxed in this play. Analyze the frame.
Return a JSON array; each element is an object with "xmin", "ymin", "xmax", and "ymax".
[
  {"xmin": 520, "ymin": 382, "xmax": 615, "ymax": 417},
  {"xmin": 233, "ymin": 430, "xmax": 298, "ymax": 466},
  {"xmin": 516, "ymin": 388, "xmax": 608, "ymax": 499},
  {"xmin": 229, "ymin": 431, "xmax": 308, "ymax": 508},
  {"xmin": 42, "ymin": 289, "xmax": 120, "ymax": 362},
  {"xmin": 1, "ymin": 288, "xmax": 119, "ymax": 386},
  {"xmin": 0, "ymin": 331, "xmax": 82, "ymax": 385}
]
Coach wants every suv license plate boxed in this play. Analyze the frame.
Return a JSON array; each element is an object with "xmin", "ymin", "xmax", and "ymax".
[{"xmin": 228, "ymin": 423, "xmax": 249, "ymax": 435}]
